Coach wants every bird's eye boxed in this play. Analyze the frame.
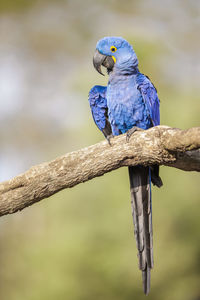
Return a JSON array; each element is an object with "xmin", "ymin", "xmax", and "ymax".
[{"xmin": 110, "ymin": 46, "xmax": 117, "ymax": 52}]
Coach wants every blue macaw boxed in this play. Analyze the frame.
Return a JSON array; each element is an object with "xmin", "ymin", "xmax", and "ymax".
[{"xmin": 88, "ymin": 37, "xmax": 162, "ymax": 295}]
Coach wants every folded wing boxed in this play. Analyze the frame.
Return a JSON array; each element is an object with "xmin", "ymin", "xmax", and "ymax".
[
  {"xmin": 137, "ymin": 75, "xmax": 160, "ymax": 126},
  {"xmin": 88, "ymin": 85, "xmax": 112, "ymax": 138}
]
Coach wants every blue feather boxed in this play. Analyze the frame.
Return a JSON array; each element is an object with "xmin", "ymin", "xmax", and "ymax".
[{"xmin": 88, "ymin": 85, "xmax": 107, "ymax": 132}]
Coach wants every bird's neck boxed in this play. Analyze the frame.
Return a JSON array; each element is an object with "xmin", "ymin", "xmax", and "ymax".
[
  {"xmin": 108, "ymin": 66, "xmax": 139, "ymax": 84},
  {"xmin": 111, "ymin": 54, "xmax": 139, "ymax": 75}
]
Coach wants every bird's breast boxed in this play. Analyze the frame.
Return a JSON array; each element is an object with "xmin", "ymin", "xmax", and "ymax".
[{"xmin": 107, "ymin": 80, "xmax": 150, "ymax": 133}]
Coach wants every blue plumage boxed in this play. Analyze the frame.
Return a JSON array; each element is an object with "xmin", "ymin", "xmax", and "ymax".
[
  {"xmin": 137, "ymin": 74, "xmax": 160, "ymax": 126},
  {"xmin": 107, "ymin": 73, "xmax": 153, "ymax": 134},
  {"xmin": 89, "ymin": 36, "xmax": 161, "ymax": 295},
  {"xmin": 88, "ymin": 85, "xmax": 107, "ymax": 132},
  {"xmin": 89, "ymin": 73, "xmax": 159, "ymax": 134}
]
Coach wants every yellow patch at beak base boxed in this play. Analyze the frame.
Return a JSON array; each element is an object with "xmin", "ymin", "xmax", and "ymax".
[{"xmin": 112, "ymin": 56, "xmax": 116, "ymax": 63}]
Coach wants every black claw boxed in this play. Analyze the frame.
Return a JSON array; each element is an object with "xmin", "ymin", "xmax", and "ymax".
[
  {"xmin": 126, "ymin": 126, "xmax": 143, "ymax": 142},
  {"xmin": 106, "ymin": 134, "xmax": 114, "ymax": 145}
]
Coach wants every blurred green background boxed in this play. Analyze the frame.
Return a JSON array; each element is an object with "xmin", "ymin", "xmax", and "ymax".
[{"xmin": 0, "ymin": 0, "xmax": 199, "ymax": 299}]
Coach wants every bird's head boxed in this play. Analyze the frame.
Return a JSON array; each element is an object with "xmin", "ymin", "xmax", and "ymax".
[{"xmin": 93, "ymin": 36, "xmax": 138, "ymax": 75}]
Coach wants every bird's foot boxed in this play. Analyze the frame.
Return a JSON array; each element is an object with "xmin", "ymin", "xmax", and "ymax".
[
  {"xmin": 106, "ymin": 134, "xmax": 114, "ymax": 146},
  {"xmin": 126, "ymin": 127, "xmax": 143, "ymax": 142}
]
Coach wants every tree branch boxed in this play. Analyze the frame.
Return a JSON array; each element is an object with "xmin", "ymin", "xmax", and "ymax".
[{"xmin": 0, "ymin": 126, "xmax": 199, "ymax": 217}]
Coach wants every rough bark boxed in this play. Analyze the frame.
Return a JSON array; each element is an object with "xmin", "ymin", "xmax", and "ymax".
[{"xmin": 0, "ymin": 126, "xmax": 199, "ymax": 217}]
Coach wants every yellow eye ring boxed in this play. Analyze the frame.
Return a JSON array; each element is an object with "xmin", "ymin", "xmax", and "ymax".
[{"xmin": 110, "ymin": 46, "xmax": 117, "ymax": 52}]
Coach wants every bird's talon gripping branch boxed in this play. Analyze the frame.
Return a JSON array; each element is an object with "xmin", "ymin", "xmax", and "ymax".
[
  {"xmin": 126, "ymin": 126, "xmax": 143, "ymax": 142},
  {"xmin": 106, "ymin": 134, "xmax": 114, "ymax": 145}
]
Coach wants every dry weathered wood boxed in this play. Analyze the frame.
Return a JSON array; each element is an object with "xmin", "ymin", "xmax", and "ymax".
[{"xmin": 0, "ymin": 126, "xmax": 199, "ymax": 217}]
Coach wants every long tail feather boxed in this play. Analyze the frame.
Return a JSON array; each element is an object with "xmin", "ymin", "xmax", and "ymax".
[{"xmin": 128, "ymin": 166, "xmax": 153, "ymax": 295}]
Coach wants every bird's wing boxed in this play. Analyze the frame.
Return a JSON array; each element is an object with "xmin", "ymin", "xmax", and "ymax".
[
  {"xmin": 137, "ymin": 75, "xmax": 160, "ymax": 126},
  {"xmin": 137, "ymin": 75, "xmax": 163, "ymax": 186},
  {"xmin": 88, "ymin": 85, "xmax": 112, "ymax": 138}
]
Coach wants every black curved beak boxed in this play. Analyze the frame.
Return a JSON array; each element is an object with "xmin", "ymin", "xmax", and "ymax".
[{"xmin": 93, "ymin": 49, "xmax": 114, "ymax": 76}]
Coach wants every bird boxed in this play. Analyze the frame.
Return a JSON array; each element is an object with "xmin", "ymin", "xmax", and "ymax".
[{"xmin": 88, "ymin": 36, "xmax": 163, "ymax": 295}]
